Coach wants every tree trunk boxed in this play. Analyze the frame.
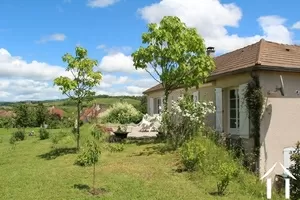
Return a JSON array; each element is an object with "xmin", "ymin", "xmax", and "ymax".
[
  {"xmin": 76, "ymin": 101, "xmax": 81, "ymax": 151},
  {"xmin": 93, "ymin": 162, "xmax": 96, "ymax": 195},
  {"xmin": 163, "ymin": 90, "xmax": 169, "ymax": 113}
]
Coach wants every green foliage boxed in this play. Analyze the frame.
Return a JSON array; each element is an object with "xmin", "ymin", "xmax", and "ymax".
[
  {"xmin": 51, "ymin": 130, "xmax": 69, "ymax": 145},
  {"xmin": 244, "ymin": 74, "xmax": 264, "ymax": 172},
  {"xmin": 106, "ymin": 143, "xmax": 125, "ymax": 153},
  {"xmin": 11, "ymin": 130, "xmax": 26, "ymax": 141},
  {"xmin": 215, "ymin": 162, "xmax": 239, "ymax": 195},
  {"xmin": 162, "ymin": 94, "xmax": 215, "ymax": 149},
  {"xmin": 100, "ymin": 102, "xmax": 143, "ymax": 124},
  {"xmin": 135, "ymin": 95, "xmax": 147, "ymax": 114},
  {"xmin": 39, "ymin": 128, "xmax": 49, "ymax": 140},
  {"xmin": 54, "ymin": 46, "xmax": 102, "ymax": 150},
  {"xmin": 74, "ymin": 129, "xmax": 101, "ymax": 167},
  {"xmin": 36, "ymin": 103, "xmax": 48, "ymax": 126},
  {"xmin": 179, "ymin": 139, "xmax": 206, "ymax": 171},
  {"xmin": 0, "ymin": 117, "xmax": 14, "ymax": 128},
  {"xmin": 132, "ymin": 16, "xmax": 215, "ymax": 110},
  {"xmin": 13, "ymin": 104, "xmax": 31, "ymax": 128},
  {"xmin": 289, "ymin": 141, "xmax": 300, "ymax": 200},
  {"xmin": 9, "ymin": 135, "xmax": 16, "ymax": 145}
]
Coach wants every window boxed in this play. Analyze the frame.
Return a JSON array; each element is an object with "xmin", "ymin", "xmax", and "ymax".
[
  {"xmin": 157, "ymin": 98, "xmax": 161, "ymax": 114},
  {"xmin": 229, "ymin": 89, "xmax": 239, "ymax": 129}
]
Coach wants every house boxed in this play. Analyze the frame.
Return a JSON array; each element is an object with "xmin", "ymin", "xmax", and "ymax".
[
  {"xmin": 80, "ymin": 104, "xmax": 103, "ymax": 122},
  {"xmin": 0, "ymin": 110, "xmax": 15, "ymax": 118},
  {"xmin": 143, "ymin": 39, "xmax": 300, "ymax": 178},
  {"xmin": 48, "ymin": 106, "xmax": 64, "ymax": 119}
]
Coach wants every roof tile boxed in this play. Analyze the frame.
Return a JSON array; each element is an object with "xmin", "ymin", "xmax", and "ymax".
[{"xmin": 144, "ymin": 39, "xmax": 300, "ymax": 93}]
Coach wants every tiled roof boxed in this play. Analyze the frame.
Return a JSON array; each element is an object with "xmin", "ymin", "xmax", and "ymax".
[
  {"xmin": 143, "ymin": 39, "xmax": 300, "ymax": 94},
  {"xmin": 80, "ymin": 104, "xmax": 102, "ymax": 121},
  {"xmin": 48, "ymin": 106, "xmax": 64, "ymax": 118},
  {"xmin": 0, "ymin": 110, "xmax": 15, "ymax": 117}
]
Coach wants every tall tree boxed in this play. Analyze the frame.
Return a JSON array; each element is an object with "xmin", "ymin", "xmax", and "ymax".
[
  {"xmin": 14, "ymin": 104, "xmax": 30, "ymax": 128},
  {"xmin": 132, "ymin": 16, "xmax": 215, "ymax": 110},
  {"xmin": 36, "ymin": 103, "xmax": 48, "ymax": 127},
  {"xmin": 54, "ymin": 46, "xmax": 102, "ymax": 150}
]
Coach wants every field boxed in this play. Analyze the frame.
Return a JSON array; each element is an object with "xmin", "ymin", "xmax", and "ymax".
[
  {"xmin": 0, "ymin": 96, "xmax": 142, "ymax": 118},
  {"xmin": 0, "ymin": 126, "xmax": 284, "ymax": 200}
]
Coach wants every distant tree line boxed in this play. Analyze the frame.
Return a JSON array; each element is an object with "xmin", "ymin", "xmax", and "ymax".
[{"xmin": 0, "ymin": 103, "xmax": 74, "ymax": 129}]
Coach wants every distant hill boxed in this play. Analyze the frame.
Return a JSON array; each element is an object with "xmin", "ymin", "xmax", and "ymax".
[{"xmin": 0, "ymin": 95, "xmax": 142, "ymax": 107}]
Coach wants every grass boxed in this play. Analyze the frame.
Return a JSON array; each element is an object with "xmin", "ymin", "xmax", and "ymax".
[{"xmin": 0, "ymin": 127, "xmax": 284, "ymax": 200}]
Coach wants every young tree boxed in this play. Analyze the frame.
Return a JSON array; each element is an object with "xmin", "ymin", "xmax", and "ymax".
[
  {"xmin": 132, "ymin": 16, "xmax": 215, "ymax": 110},
  {"xmin": 36, "ymin": 103, "xmax": 48, "ymax": 127},
  {"xmin": 54, "ymin": 46, "xmax": 102, "ymax": 150}
]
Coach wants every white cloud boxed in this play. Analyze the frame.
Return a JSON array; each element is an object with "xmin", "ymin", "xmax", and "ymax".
[
  {"xmin": 0, "ymin": 48, "xmax": 70, "ymax": 81},
  {"xmin": 292, "ymin": 21, "xmax": 300, "ymax": 29},
  {"xmin": 96, "ymin": 44, "xmax": 106, "ymax": 49},
  {"xmin": 87, "ymin": 0, "xmax": 119, "ymax": 8},
  {"xmin": 97, "ymin": 45, "xmax": 132, "ymax": 54},
  {"xmin": 0, "ymin": 79, "xmax": 64, "ymax": 101},
  {"xmin": 138, "ymin": 0, "xmax": 295, "ymax": 53},
  {"xmin": 36, "ymin": 33, "xmax": 66, "ymax": 44},
  {"xmin": 0, "ymin": 48, "xmax": 148, "ymax": 101},
  {"xmin": 126, "ymin": 86, "xmax": 147, "ymax": 94},
  {"xmin": 257, "ymin": 16, "xmax": 293, "ymax": 44},
  {"xmin": 98, "ymin": 52, "xmax": 145, "ymax": 73}
]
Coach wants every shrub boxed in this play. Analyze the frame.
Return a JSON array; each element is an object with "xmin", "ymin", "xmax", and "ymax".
[
  {"xmin": 215, "ymin": 162, "xmax": 239, "ymax": 195},
  {"xmin": 106, "ymin": 143, "xmax": 125, "ymax": 152},
  {"xmin": 74, "ymin": 150, "xmax": 94, "ymax": 166},
  {"xmin": 39, "ymin": 128, "xmax": 49, "ymax": 140},
  {"xmin": 289, "ymin": 141, "xmax": 300, "ymax": 200},
  {"xmin": 161, "ymin": 94, "xmax": 215, "ymax": 149},
  {"xmin": 12, "ymin": 130, "xmax": 25, "ymax": 141},
  {"xmin": 100, "ymin": 102, "xmax": 143, "ymax": 124},
  {"xmin": 179, "ymin": 139, "xmax": 206, "ymax": 171},
  {"xmin": 9, "ymin": 136, "xmax": 16, "ymax": 144},
  {"xmin": 51, "ymin": 130, "xmax": 69, "ymax": 145}
]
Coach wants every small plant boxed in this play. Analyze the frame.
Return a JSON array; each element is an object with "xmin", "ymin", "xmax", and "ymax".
[
  {"xmin": 107, "ymin": 143, "xmax": 124, "ymax": 153},
  {"xmin": 74, "ymin": 128, "xmax": 102, "ymax": 195},
  {"xmin": 51, "ymin": 130, "xmax": 69, "ymax": 146},
  {"xmin": 39, "ymin": 128, "xmax": 49, "ymax": 140},
  {"xmin": 11, "ymin": 130, "xmax": 25, "ymax": 141},
  {"xmin": 289, "ymin": 141, "xmax": 300, "ymax": 200},
  {"xmin": 215, "ymin": 162, "xmax": 239, "ymax": 195},
  {"xmin": 179, "ymin": 139, "xmax": 206, "ymax": 171},
  {"xmin": 9, "ymin": 135, "xmax": 17, "ymax": 144}
]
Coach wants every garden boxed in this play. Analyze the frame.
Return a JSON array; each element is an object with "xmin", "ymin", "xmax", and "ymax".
[{"xmin": 2, "ymin": 15, "xmax": 300, "ymax": 200}]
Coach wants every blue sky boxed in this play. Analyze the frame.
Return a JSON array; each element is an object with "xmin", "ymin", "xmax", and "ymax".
[{"xmin": 0, "ymin": 0, "xmax": 299, "ymax": 101}]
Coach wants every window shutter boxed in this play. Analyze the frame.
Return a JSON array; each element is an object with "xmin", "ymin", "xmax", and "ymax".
[
  {"xmin": 160, "ymin": 97, "xmax": 164, "ymax": 111},
  {"xmin": 284, "ymin": 147, "xmax": 295, "ymax": 169},
  {"xmin": 215, "ymin": 88, "xmax": 223, "ymax": 132},
  {"xmin": 149, "ymin": 98, "xmax": 154, "ymax": 115},
  {"xmin": 238, "ymin": 84, "xmax": 249, "ymax": 138},
  {"xmin": 193, "ymin": 91, "xmax": 199, "ymax": 103}
]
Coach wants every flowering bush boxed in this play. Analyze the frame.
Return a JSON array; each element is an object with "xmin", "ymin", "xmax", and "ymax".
[
  {"xmin": 100, "ymin": 102, "xmax": 143, "ymax": 124},
  {"xmin": 161, "ymin": 94, "xmax": 215, "ymax": 148}
]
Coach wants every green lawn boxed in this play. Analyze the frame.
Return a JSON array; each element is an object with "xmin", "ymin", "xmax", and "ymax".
[{"xmin": 0, "ymin": 127, "xmax": 283, "ymax": 200}]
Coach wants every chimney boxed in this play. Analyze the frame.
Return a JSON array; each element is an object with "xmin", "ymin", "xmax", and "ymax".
[{"xmin": 206, "ymin": 47, "xmax": 215, "ymax": 57}]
